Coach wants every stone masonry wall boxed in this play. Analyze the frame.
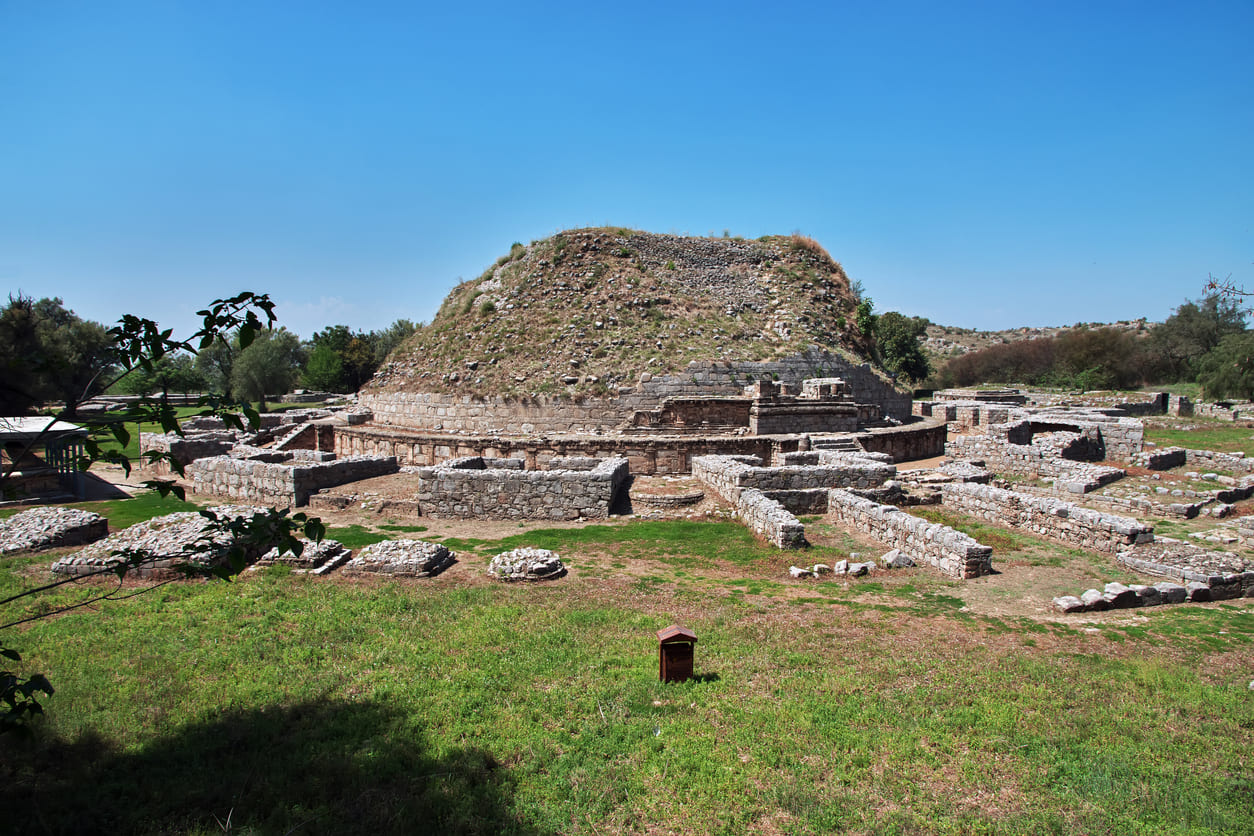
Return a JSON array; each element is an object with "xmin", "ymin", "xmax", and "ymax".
[
  {"xmin": 735, "ymin": 488, "xmax": 808, "ymax": 548},
  {"xmin": 690, "ymin": 454, "xmax": 895, "ymax": 503},
  {"xmin": 1183, "ymin": 448, "xmax": 1254, "ymax": 474},
  {"xmin": 825, "ymin": 489, "xmax": 993, "ymax": 579},
  {"xmin": 140, "ymin": 431, "xmax": 236, "ymax": 476},
  {"xmin": 363, "ymin": 348, "xmax": 910, "ymax": 434},
  {"xmin": 945, "ymin": 432, "xmax": 1125, "ymax": 492},
  {"xmin": 336, "ymin": 425, "xmax": 800, "ymax": 475},
  {"xmin": 940, "ymin": 481, "xmax": 1154, "ymax": 554},
  {"xmin": 189, "ymin": 456, "xmax": 399, "ymax": 507},
  {"xmin": 416, "ymin": 456, "xmax": 629, "ymax": 520}
]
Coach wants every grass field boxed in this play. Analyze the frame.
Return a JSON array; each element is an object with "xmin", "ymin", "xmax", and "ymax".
[
  {"xmin": 1144, "ymin": 418, "xmax": 1254, "ymax": 457},
  {"xmin": 2, "ymin": 498, "xmax": 1251, "ymax": 835}
]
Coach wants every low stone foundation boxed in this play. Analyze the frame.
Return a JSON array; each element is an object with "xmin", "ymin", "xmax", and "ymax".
[
  {"xmin": 733, "ymin": 488, "xmax": 808, "ymax": 548},
  {"xmin": 1130, "ymin": 447, "xmax": 1187, "ymax": 470},
  {"xmin": 189, "ymin": 455, "xmax": 399, "ymax": 507},
  {"xmin": 1183, "ymin": 448, "xmax": 1254, "ymax": 474},
  {"xmin": 691, "ymin": 453, "xmax": 895, "ymax": 501},
  {"xmin": 1114, "ymin": 541, "xmax": 1254, "ymax": 598},
  {"xmin": 0, "ymin": 507, "xmax": 108, "ymax": 554},
  {"xmin": 335, "ymin": 417, "xmax": 943, "ymax": 476},
  {"xmin": 940, "ymin": 482, "xmax": 1153, "ymax": 554},
  {"xmin": 946, "ymin": 428, "xmax": 1126, "ymax": 493},
  {"xmin": 415, "ymin": 456, "xmax": 629, "ymax": 520},
  {"xmin": 825, "ymin": 489, "xmax": 993, "ymax": 579}
]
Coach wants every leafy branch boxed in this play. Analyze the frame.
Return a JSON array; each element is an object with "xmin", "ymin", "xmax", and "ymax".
[{"xmin": 1, "ymin": 291, "xmax": 323, "ymax": 733}]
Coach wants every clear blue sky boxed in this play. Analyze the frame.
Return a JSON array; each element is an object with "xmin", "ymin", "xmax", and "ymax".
[{"xmin": 2, "ymin": 1, "xmax": 1251, "ymax": 339}]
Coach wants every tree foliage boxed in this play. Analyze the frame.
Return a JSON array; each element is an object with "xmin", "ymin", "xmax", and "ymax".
[
  {"xmin": 935, "ymin": 327, "xmax": 1149, "ymax": 390},
  {"xmin": 229, "ymin": 328, "xmax": 304, "ymax": 408},
  {"xmin": 875, "ymin": 312, "xmax": 930, "ymax": 383},
  {"xmin": 302, "ymin": 320, "xmax": 418, "ymax": 392},
  {"xmin": 0, "ymin": 296, "xmax": 117, "ymax": 417},
  {"xmin": 1146, "ymin": 294, "xmax": 1246, "ymax": 380},
  {"xmin": 1196, "ymin": 332, "xmax": 1254, "ymax": 400},
  {"xmin": 1, "ymin": 292, "xmax": 323, "ymax": 733},
  {"xmin": 114, "ymin": 352, "xmax": 205, "ymax": 396}
]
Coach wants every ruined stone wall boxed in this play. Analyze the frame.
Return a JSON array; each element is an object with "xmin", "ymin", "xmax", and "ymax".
[
  {"xmin": 363, "ymin": 349, "xmax": 910, "ymax": 434},
  {"xmin": 734, "ymin": 488, "xmax": 808, "ymax": 548},
  {"xmin": 140, "ymin": 432, "xmax": 236, "ymax": 475},
  {"xmin": 189, "ymin": 456, "xmax": 399, "ymax": 507},
  {"xmin": 690, "ymin": 454, "xmax": 895, "ymax": 503},
  {"xmin": 940, "ymin": 482, "xmax": 1153, "ymax": 554},
  {"xmin": 749, "ymin": 402, "xmax": 860, "ymax": 434},
  {"xmin": 336, "ymin": 426, "xmax": 801, "ymax": 475},
  {"xmin": 825, "ymin": 489, "xmax": 993, "ymax": 579},
  {"xmin": 415, "ymin": 456, "xmax": 628, "ymax": 520},
  {"xmin": 1130, "ymin": 447, "xmax": 1188, "ymax": 470},
  {"xmin": 1183, "ymin": 448, "xmax": 1254, "ymax": 474},
  {"xmin": 945, "ymin": 433, "xmax": 1124, "ymax": 491},
  {"xmin": 853, "ymin": 417, "xmax": 946, "ymax": 462}
]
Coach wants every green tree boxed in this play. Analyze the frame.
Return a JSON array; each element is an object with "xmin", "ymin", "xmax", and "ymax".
[
  {"xmin": 875, "ymin": 311, "xmax": 930, "ymax": 383},
  {"xmin": 0, "ymin": 296, "xmax": 117, "ymax": 417},
  {"xmin": 195, "ymin": 335, "xmax": 237, "ymax": 397},
  {"xmin": 1, "ymin": 293, "xmax": 323, "ymax": 732},
  {"xmin": 115, "ymin": 352, "xmax": 205, "ymax": 396},
  {"xmin": 230, "ymin": 327, "xmax": 304, "ymax": 409},
  {"xmin": 301, "ymin": 344, "xmax": 344, "ymax": 391},
  {"xmin": 1147, "ymin": 294, "xmax": 1246, "ymax": 381},
  {"xmin": 371, "ymin": 318, "xmax": 419, "ymax": 366},
  {"xmin": 1196, "ymin": 332, "xmax": 1254, "ymax": 400}
]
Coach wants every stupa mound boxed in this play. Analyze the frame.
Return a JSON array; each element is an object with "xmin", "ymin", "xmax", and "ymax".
[{"xmin": 360, "ymin": 228, "xmax": 909, "ymax": 436}]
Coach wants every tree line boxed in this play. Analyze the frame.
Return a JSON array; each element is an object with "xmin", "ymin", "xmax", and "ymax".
[
  {"xmin": 0, "ymin": 294, "xmax": 418, "ymax": 415},
  {"xmin": 929, "ymin": 294, "xmax": 1253, "ymax": 398}
]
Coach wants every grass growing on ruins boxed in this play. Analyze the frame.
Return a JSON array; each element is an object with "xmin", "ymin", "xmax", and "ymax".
[
  {"xmin": 73, "ymin": 490, "xmax": 203, "ymax": 528},
  {"xmin": 3, "ymin": 483, "xmax": 1253, "ymax": 835},
  {"xmin": 2, "ymin": 557, "xmax": 1251, "ymax": 835},
  {"xmin": 1144, "ymin": 418, "xmax": 1254, "ymax": 456}
]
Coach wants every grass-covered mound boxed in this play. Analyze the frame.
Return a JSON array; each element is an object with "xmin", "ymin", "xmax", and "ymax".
[{"xmin": 370, "ymin": 229, "xmax": 872, "ymax": 399}]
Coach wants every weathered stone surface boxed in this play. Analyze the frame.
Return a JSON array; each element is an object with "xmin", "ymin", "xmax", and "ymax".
[
  {"xmin": 50, "ymin": 505, "xmax": 271, "ymax": 578},
  {"xmin": 1128, "ymin": 584, "xmax": 1162, "ymax": 606},
  {"xmin": 826, "ymin": 489, "xmax": 993, "ymax": 579},
  {"xmin": 487, "ymin": 547, "xmax": 566, "ymax": 581},
  {"xmin": 343, "ymin": 539, "xmax": 455, "ymax": 577},
  {"xmin": 880, "ymin": 549, "xmax": 915, "ymax": 569},
  {"xmin": 942, "ymin": 482, "xmax": 1152, "ymax": 554},
  {"xmin": 0, "ymin": 507, "xmax": 108, "ymax": 555},
  {"xmin": 1154, "ymin": 582, "xmax": 1188, "ymax": 604},
  {"xmin": 789, "ymin": 565, "xmax": 814, "ymax": 579},
  {"xmin": 1080, "ymin": 588, "xmax": 1108, "ymax": 610},
  {"xmin": 258, "ymin": 538, "xmax": 350, "ymax": 572},
  {"xmin": 1101, "ymin": 582, "xmax": 1140, "ymax": 608},
  {"xmin": 1185, "ymin": 581, "xmax": 1211, "ymax": 602},
  {"xmin": 1053, "ymin": 595, "xmax": 1086, "ymax": 613},
  {"xmin": 190, "ymin": 455, "xmax": 398, "ymax": 507},
  {"xmin": 418, "ymin": 456, "xmax": 628, "ymax": 521}
]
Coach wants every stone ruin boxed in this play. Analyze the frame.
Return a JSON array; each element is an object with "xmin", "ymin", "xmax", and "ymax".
[
  {"xmin": 0, "ymin": 506, "xmax": 108, "ymax": 554},
  {"xmin": 341, "ymin": 354, "xmax": 940, "ymax": 476},
  {"xmin": 912, "ymin": 388, "xmax": 1254, "ymax": 606},
  {"xmin": 50, "ymin": 505, "xmax": 274, "ymax": 578},
  {"xmin": 487, "ymin": 547, "xmax": 566, "ymax": 581},
  {"xmin": 140, "ymin": 405, "xmax": 398, "ymax": 508},
  {"xmin": 415, "ymin": 455, "xmax": 629, "ymax": 521}
]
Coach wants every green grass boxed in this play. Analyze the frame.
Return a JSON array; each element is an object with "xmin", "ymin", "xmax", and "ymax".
[
  {"xmin": 1, "ymin": 504, "xmax": 1251, "ymax": 834},
  {"xmin": 1144, "ymin": 418, "xmax": 1254, "ymax": 456},
  {"xmin": 89, "ymin": 405, "xmax": 206, "ymax": 462}
]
